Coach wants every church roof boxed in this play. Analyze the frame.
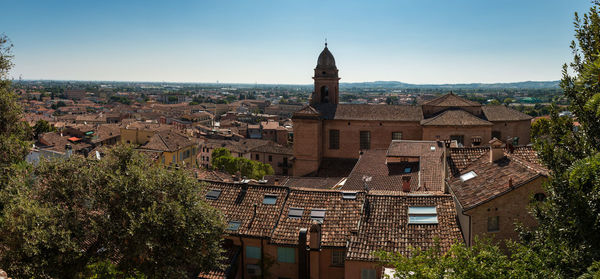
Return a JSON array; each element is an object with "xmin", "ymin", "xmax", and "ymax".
[
  {"xmin": 420, "ymin": 109, "xmax": 492, "ymax": 126},
  {"xmin": 317, "ymin": 45, "xmax": 337, "ymax": 69},
  {"xmin": 422, "ymin": 93, "xmax": 481, "ymax": 107},
  {"xmin": 315, "ymin": 103, "xmax": 423, "ymax": 122},
  {"xmin": 482, "ymin": 105, "xmax": 533, "ymax": 121}
]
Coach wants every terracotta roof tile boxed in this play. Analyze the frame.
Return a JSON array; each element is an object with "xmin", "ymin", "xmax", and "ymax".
[
  {"xmin": 346, "ymin": 194, "xmax": 462, "ymax": 261},
  {"xmin": 270, "ymin": 189, "xmax": 365, "ymax": 247},
  {"xmin": 482, "ymin": 105, "xmax": 533, "ymax": 121},
  {"xmin": 422, "ymin": 93, "xmax": 481, "ymax": 107},
  {"xmin": 421, "ymin": 109, "xmax": 492, "ymax": 126},
  {"xmin": 448, "ymin": 151, "xmax": 548, "ymax": 210},
  {"xmin": 202, "ymin": 181, "xmax": 288, "ymax": 238},
  {"xmin": 314, "ymin": 104, "xmax": 423, "ymax": 122}
]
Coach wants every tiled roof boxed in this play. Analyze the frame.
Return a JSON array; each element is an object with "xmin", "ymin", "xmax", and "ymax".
[
  {"xmin": 140, "ymin": 131, "xmax": 193, "ymax": 152},
  {"xmin": 384, "ymin": 141, "xmax": 446, "ymax": 193},
  {"xmin": 314, "ymin": 103, "xmax": 423, "ymax": 122},
  {"xmin": 421, "ymin": 109, "xmax": 492, "ymax": 126},
  {"xmin": 201, "ymin": 181, "xmax": 288, "ymax": 238},
  {"xmin": 482, "ymin": 105, "xmax": 533, "ymax": 121},
  {"xmin": 314, "ymin": 157, "xmax": 358, "ymax": 177},
  {"xmin": 93, "ymin": 124, "xmax": 121, "ymax": 143},
  {"xmin": 249, "ymin": 142, "xmax": 293, "ymax": 155},
  {"xmin": 203, "ymin": 138, "xmax": 271, "ymax": 154},
  {"xmin": 422, "ymin": 93, "xmax": 481, "ymax": 107},
  {"xmin": 448, "ymin": 151, "xmax": 548, "ymax": 210},
  {"xmin": 270, "ymin": 189, "xmax": 365, "ymax": 247},
  {"xmin": 447, "ymin": 146, "xmax": 544, "ymax": 176},
  {"xmin": 282, "ymin": 176, "xmax": 344, "ymax": 189},
  {"xmin": 343, "ymin": 149, "xmax": 423, "ymax": 193},
  {"xmin": 346, "ymin": 194, "xmax": 462, "ymax": 261}
]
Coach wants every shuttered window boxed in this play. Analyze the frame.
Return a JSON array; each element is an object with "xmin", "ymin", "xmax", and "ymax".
[
  {"xmin": 329, "ymin": 129, "xmax": 340, "ymax": 149},
  {"xmin": 360, "ymin": 131, "xmax": 371, "ymax": 150}
]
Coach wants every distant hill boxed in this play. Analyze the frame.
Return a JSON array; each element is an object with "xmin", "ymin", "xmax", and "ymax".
[{"xmin": 340, "ymin": 80, "xmax": 560, "ymax": 90}]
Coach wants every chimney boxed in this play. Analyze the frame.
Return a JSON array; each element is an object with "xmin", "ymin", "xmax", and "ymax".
[
  {"xmin": 402, "ymin": 176, "xmax": 411, "ymax": 192},
  {"xmin": 489, "ymin": 138, "xmax": 505, "ymax": 162},
  {"xmin": 309, "ymin": 223, "xmax": 322, "ymax": 250},
  {"xmin": 298, "ymin": 228, "xmax": 309, "ymax": 279}
]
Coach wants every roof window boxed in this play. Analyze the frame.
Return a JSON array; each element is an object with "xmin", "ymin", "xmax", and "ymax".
[
  {"xmin": 310, "ymin": 209, "xmax": 326, "ymax": 223},
  {"xmin": 289, "ymin": 207, "xmax": 304, "ymax": 218},
  {"xmin": 342, "ymin": 192, "xmax": 357, "ymax": 200},
  {"xmin": 206, "ymin": 189, "xmax": 222, "ymax": 200},
  {"xmin": 408, "ymin": 206, "xmax": 438, "ymax": 224},
  {"xmin": 460, "ymin": 171, "xmax": 477, "ymax": 182},
  {"xmin": 227, "ymin": 220, "xmax": 241, "ymax": 231},
  {"xmin": 404, "ymin": 167, "xmax": 411, "ymax": 173},
  {"xmin": 263, "ymin": 194, "xmax": 277, "ymax": 205}
]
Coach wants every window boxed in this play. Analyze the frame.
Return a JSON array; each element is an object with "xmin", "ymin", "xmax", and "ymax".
[
  {"xmin": 329, "ymin": 129, "xmax": 340, "ymax": 149},
  {"xmin": 460, "ymin": 171, "xmax": 477, "ymax": 182},
  {"xmin": 288, "ymin": 207, "xmax": 303, "ymax": 218},
  {"xmin": 255, "ymin": 154, "xmax": 259, "ymax": 160},
  {"xmin": 487, "ymin": 216, "xmax": 500, "ymax": 232},
  {"xmin": 404, "ymin": 167, "xmax": 411, "ymax": 173},
  {"xmin": 246, "ymin": 246, "xmax": 261, "ymax": 259},
  {"xmin": 492, "ymin": 130, "xmax": 502, "ymax": 140},
  {"xmin": 246, "ymin": 264, "xmax": 261, "ymax": 277},
  {"xmin": 172, "ymin": 154, "xmax": 176, "ymax": 163},
  {"xmin": 206, "ymin": 189, "xmax": 222, "ymax": 200},
  {"xmin": 269, "ymin": 155, "xmax": 272, "ymax": 162},
  {"xmin": 450, "ymin": 135, "xmax": 464, "ymax": 146},
  {"xmin": 277, "ymin": 247, "xmax": 295, "ymax": 263},
  {"xmin": 392, "ymin": 132, "xmax": 403, "ymax": 141},
  {"xmin": 310, "ymin": 209, "xmax": 326, "ymax": 223},
  {"xmin": 332, "ymin": 250, "xmax": 345, "ymax": 266},
  {"xmin": 361, "ymin": 269, "xmax": 376, "ymax": 279},
  {"xmin": 360, "ymin": 131, "xmax": 371, "ymax": 150},
  {"xmin": 342, "ymin": 192, "xmax": 357, "ymax": 200},
  {"xmin": 263, "ymin": 194, "xmax": 277, "ymax": 205},
  {"xmin": 227, "ymin": 220, "xmax": 241, "ymax": 231},
  {"xmin": 408, "ymin": 206, "xmax": 438, "ymax": 224}
]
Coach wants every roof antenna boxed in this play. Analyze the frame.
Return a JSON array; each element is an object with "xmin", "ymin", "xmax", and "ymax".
[{"xmin": 325, "ymin": 38, "xmax": 327, "ymax": 47}]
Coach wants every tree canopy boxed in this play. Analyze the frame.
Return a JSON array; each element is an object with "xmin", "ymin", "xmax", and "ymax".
[
  {"xmin": 0, "ymin": 146, "xmax": 225, "ymax": 278},
  {"xmin": 211, "ymin": 147, "xmax": 274, "ymax": 180}
]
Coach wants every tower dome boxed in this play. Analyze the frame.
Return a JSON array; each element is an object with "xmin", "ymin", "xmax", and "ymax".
[{"xmin": 317, "ymin": 44, "xmax": 337, "ymax": 69}]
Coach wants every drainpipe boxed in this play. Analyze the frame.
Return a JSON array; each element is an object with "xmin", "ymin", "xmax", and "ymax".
[{"xmin": 239, "ymin": 236, "xmax": 245, "ymax": 279}]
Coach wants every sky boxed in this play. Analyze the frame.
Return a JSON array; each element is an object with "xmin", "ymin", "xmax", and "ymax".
[{"xmin": 0, "ymin": 0, "xmax": 594, "ymax": 84}]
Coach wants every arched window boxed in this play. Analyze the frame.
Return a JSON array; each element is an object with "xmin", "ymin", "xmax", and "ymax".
[{"xmin": 320, "ymin": 86, "xmax": 329, "ymax": 103}]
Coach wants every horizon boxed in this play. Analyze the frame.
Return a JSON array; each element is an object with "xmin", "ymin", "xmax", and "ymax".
[{"xmin": 1, "ymin": 0, "xmax": 592, "ymax": 84}]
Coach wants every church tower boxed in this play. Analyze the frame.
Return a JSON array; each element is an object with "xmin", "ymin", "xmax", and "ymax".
[{"xmin": 311, "ymin": 43, "xmax": 340, "ymax": 106}]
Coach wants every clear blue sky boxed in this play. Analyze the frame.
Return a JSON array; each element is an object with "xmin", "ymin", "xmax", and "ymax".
[{"xmin": 1, "ymin": 0, "xmax": 593, "ymax": 84}]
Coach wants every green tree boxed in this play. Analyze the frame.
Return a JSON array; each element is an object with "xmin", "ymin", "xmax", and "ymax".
[
  {"xmin": 523, "ymin": 2, "xmax": 600, "ymax": 277},
  {"xmin": 0, "ymin": 34, "xmax": 31, "ymax": 180},
  {"xmin": 32, "ymin": 119, "xmax": 55, "ymax": 139},
  {"xmin": 211, "ymin": 147, "xmax": 274, "ymax": 179},
  {"xmin": 0, "ymin": 145, "xmax": 225, "ymax": 278}
]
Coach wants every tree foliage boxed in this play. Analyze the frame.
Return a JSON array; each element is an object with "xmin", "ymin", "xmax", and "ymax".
[
  {"xmin": 0, "ymin": 34, "xmax": 31, "ymax": 177},
  {"xmin": 211, "ymin": 147, "xmax": 274, "ymax": 179},
  {"xmin": 0, "ymin": 146, "xmax": 225, "ymax": 278},
  {"xmin": 33, "ymin": 119, "xmax": 56, "ymax": 139}
]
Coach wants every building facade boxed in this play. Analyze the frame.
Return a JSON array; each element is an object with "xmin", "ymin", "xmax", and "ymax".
[{"xmin": 292, "ymin": 45, "xmax": 532, "ymax": 176}]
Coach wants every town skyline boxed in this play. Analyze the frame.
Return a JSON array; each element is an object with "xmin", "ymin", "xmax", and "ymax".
[{"xmin": 2, "ymin": 0, "xmax": 592, "ymax": 84}]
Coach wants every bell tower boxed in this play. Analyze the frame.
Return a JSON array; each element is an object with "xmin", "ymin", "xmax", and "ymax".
[{"xmin": 311, "ymin": 42, "xmax": 340, "ymax": 106}]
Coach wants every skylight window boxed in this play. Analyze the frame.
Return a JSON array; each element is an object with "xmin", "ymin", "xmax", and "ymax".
[
  {"xmin": 408, "ymin": 206, "xmax": 438, "ymax": 224},
  {"xmin": 289, "ymin": 207, "xmax": 304, "ymax": 218},
  {"xmin": 342, "ymin": 192, "xmax": 357, "ymax": 200},
  {"xmin": 227, "ymin": 220, "xmax": 241, "ymax": 231},
  {"xmin": 404, "ymin": 167, "xmax": 412, "ymax": 173},
  {"xmin": 206, "ymin": 189, "xmax": 222, "ymax": 200},
  {"xmin": 460, "ymin": 171, "xmax": 477, "ymax": 182},
  {"xmin": 263, "ymin": 194, "xmax": 277, "ymax": 205},
  {"xmin": 311, "ymin": 209, "xmax": 326, "ymax": 223},
  {"xmin": 430, "ymin": 146, "xmax": 436, "ymax": 151}
]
